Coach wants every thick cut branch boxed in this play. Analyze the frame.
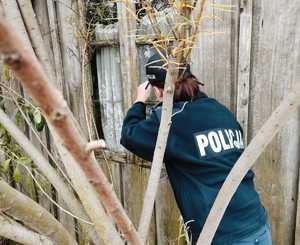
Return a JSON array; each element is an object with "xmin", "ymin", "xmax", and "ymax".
[
  {"xmin": 138, "ymin": 58, "xmax": 178, "ymax": 242},
  {"xmin": 0, "ymin": 215, "xmax": 54, "ymax": 245},
  {"xmin": 0, "ymin": 19, "xmax": 141, "ymax": 245},
  {"xmin": 196, "ymin": 84, "xmax": 300, "ymax": 244},
  {"xmin": 0, "ymin": 180, "xmax": 77, "ymax": 245}
]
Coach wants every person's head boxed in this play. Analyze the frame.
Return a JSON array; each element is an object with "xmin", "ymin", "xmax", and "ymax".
[{"xmin": 145, "ymin": 51, "xmax": 203, "ymax": 102}]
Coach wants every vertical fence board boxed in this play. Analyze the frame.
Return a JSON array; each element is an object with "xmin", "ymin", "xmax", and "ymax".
[
  {"xmin": 156, "ymin": 174, "xmax": 184, "ymax": 245},
  {"xmin": 236, "ymin": 0, "xmax": 252, "ymax": 143},
  {"xmin": 294, "ymin": 10, "xmax": 300, "ymax": 244},
  {"xmin": 249, "ymin": 1, "xmax": 300, "ymax": 244},
  {"xmin": 117, "ymin": 3, "xmax": 157, "ymax": 244},
  {"xmin": 191, "ymin": 1, "xmax": 216, "ymax": 98},
  {"xmin": 191, "ymin": 0, "xmax": 238, "ymax": 111},
  {"xmin": 96, "ymin": 46, "xmax": 122, "ymax": 199}
]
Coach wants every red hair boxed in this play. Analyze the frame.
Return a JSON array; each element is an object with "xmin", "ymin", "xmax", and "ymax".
[{"xmin": 174, "ymin": 72, "xmax": 200, "ymax": 102}]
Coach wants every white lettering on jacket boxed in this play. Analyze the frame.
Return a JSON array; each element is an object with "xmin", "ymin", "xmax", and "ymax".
[{"xmin": 195, "ymin": 128, "xmax": 244, "ymax": 157}]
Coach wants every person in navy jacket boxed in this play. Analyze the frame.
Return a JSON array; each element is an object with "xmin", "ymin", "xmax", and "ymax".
[{"xmin": 120, "ymin": 52, "xmax": 272, "ymax": 245}]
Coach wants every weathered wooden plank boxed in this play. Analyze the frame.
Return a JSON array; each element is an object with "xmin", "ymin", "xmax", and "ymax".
[
  {"xmin": 31, "ymin": 0, "xmax": 55, "ymax": 216},
  {"xmin": 249, "ymin": 1, "xmax": 300, "ymax": 244},
  {"xmin": 56, "ymin": 0, "xmax": 89, "ymax": 137},
  {"xmin": 96, "ymin": 46, "xmax": 123, "ymax": 199},
  {"xmin": 156, "ymin": 172, "xmax": 185, "ymax": 245},
  {"xmin": 236, "ymin": 0, "xmax": 252, "ymax": 144},
  {"xmin": 293, "ymin": 11, "xmax": 300, "ymax": 244},
  {"xmin": 117, "ymin": 1, "xmax": 139, "ymax": 112},
  {"xmin": 50, "ymin": 0, "xmax": 82, "ymax": 238},
  {"xmin": 191, "ymin": 2, "xmax": 215, "ymax": 98},
  {"xmin": 33, "ymin": 0, "xmax": 53, "ymax": 66},
  {"xmin": 213, "ymin": 0, "xmax": 237, "ymax": 110},
  {"xmin": 191, "ymin": 0, "xmax": 238, "ymax": 111},
  {"xmin": 115, "ymin": 3, "xmax": 157, "ymax": 243}
]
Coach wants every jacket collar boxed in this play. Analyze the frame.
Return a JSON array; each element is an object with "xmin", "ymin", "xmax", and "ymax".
[
  {"xmin": 152, "ymin": 91, "xmax": 208, "ymax": 110},
  {"xmin": 191, "ymin": 91, "xmax": 208, "ymax": 101}
]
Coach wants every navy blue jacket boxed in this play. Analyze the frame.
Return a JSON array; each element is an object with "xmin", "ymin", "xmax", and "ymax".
[{"xmin": 120, "ymin": 92, "xmax": 267, "ymax": 244}]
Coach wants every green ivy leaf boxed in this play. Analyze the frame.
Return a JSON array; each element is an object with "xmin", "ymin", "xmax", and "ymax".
[
  {"xmin": 15, "ymin": 110, "xmax": 23, "ymax": 125},
  {"xmin": 1, "ymin": 159, "xmax": 11, "ymax": 173},
  {"xmin": 13, "ymin": 167, "xmax": 22, "ymax": 183},
  {"xmin": 33, "ymin": 109, "xmax": 42, "ymax": 124},
  {"xmin": 33, "ymin": 108, "xmax": 45, "ymax": 132}
]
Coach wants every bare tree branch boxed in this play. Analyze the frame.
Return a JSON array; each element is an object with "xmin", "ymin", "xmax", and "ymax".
[
  {"xmin": 138, "ymin": 57, "xmax": 179, "ymax": 242},
  {"xmin": 0, "ymin": 180, "xmax": 78, "ymax": 245},
  {"xmin": 0, "ymin": 214, "xmax": 54, "ymax": 245},
  {"xmin": 138, "ymin": 1, "xmax": 207, "ymax": 241}
]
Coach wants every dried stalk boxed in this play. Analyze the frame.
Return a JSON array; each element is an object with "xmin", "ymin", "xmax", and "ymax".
[
  {"xmin": 0, "ymin": 214, "xmax": 54, "ymax": 245},
  {"xmin": 196, "ymin": 84, "xmax": 300, "ymax": 244},
  {"xmin": 0, "ymin": 19, "xmax": 141, "ymax": 245},
  {"xmin": 0, "ymin": 180, "xmax": 78, "ymax": 245},
  {"xmin": 140, "ymin": 0, "xmax": 162, "ymax": 37},
  {"xmin": 77, "ymin": 0, "xmax": 97, "ymax": 141}
]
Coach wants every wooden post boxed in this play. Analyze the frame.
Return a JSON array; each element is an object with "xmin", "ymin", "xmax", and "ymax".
[
  {"xmin": 117, "ymin": 1, "xmax": 139, "ymax": 112},
  {"xmin": 236, "ymin": 0, "xmax": 252, "ymax": 144}
]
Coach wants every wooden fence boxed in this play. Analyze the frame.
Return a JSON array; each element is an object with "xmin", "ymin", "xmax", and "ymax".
[
  {"xmin": 94, "ymin": 1, "xmax": 300, "ymax": 245},
  {"xmin": 0, "ymin": 0, "xmax": 299, "ymax": 244}
]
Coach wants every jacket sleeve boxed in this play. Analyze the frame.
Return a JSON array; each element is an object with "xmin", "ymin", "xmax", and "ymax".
[{"xmin": 120, "ymin": 101, "xmax": 160, "ymax": 162}]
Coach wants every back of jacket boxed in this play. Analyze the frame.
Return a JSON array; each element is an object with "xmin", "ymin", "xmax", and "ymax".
[{"xmin": 120, "ymin": 93, "xmax": 267, "ymax": 244}]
